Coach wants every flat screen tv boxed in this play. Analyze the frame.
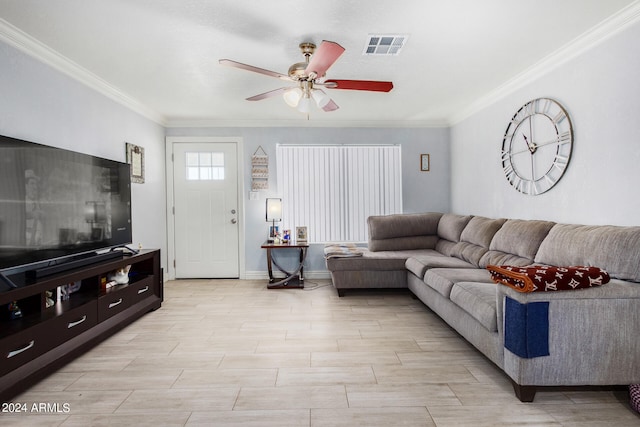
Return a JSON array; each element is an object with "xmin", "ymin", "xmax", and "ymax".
[{"xmin": 0, "ymin": 134, "xmax": 132, "ymax": 276}]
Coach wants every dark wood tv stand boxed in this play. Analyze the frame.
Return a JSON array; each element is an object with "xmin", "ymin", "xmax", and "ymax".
[{"xmin": 0, "ymin": 249, "xmax": 163, "ymax": 402}]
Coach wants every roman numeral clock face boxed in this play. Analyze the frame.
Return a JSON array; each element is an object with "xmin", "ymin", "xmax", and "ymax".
[{"xmin": 501, "ymin": 98, "xmax": 573, "ymax": 195}]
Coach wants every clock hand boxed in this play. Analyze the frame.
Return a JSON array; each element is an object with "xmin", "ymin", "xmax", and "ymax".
[
  {"xmin": 523, "ymin": 135, "xmax": 537, "ymax": 154},
  {"xmin": 511, "ymin": 135, "xmax": 557, "ymax": 157},
  {"xmin": 530, "ymin": 151, "xmax": 535, "ymax": 181},
  {"xmin": 530, "ymin": 137, "xmax": 561, "ymax": 149}
]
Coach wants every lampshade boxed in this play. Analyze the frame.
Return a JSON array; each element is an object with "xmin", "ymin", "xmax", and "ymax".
[
  {"xmin": 283, "ymin": 88, "xmax": 302, "ymax": 107},
  {"xmin": 311, "ymin": 89, "xmax": 331, "ymax": 108},
  {"xmin": 265, "ymin": 198, "xmax": 282, "ymax": 222},
  {"xmin": 297, "ymin": 95, "xmax": 311, "ymax": 113}
]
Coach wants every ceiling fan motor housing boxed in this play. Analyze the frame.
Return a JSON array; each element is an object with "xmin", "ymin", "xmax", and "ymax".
[{"xmin": 288, "ymin": 42, "xmax": 316, "ymax": 81}]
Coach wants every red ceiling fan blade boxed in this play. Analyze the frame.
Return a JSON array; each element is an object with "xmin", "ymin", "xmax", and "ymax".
[
  {"xmin": 324, "ymin": 79, "xmax": 394, "ymax": 92},
  {"xmin": 305, "ymin": 40, "xmax": 345, "ymax": 79},
  {"xmin": 322, "ymin": 99, "xmax": 339, "ymax": 112},
  {"xmin": 246, "ymin": 87, "xmax": 288, "ymax": 101},
  {"xmin": 219, "ymin": 59, "xmax": 291, "ymax": 81}
]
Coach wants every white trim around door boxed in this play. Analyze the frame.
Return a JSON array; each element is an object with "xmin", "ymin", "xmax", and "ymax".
[{"xmin": 165, "ymin": 136, "xmax": 245, "ymax": 280}]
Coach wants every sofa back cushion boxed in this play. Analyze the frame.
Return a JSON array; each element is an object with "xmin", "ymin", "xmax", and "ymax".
[
  {"xmin": 368, "ymin": 212, "xmax": 442, "ymax": 252},
  {"xmin": 451, "ymin": 216, "xmax": 507, "ymax": 266},
  {"xmin": 435, "ymin": 213, "xmax": 473, "ymax": 256},
  {"xmin": 479, "ymin": 219, "xmax": 556, "ymax": 268},
  {"xmin": 535, "ymin": 223, "xmax": 640, "ymax": 282}
]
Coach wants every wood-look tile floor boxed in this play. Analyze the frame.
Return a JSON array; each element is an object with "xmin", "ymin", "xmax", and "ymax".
[{"xmin": 4, "ymin": 279, "xmax": 639, "ymax": 426}]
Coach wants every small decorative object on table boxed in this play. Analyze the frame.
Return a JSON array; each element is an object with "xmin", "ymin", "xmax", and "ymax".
[
  {"xmin": 45, "ymin": 290, "xmax": 55, "ymax": 308},
  {"xmin": 59, "ymin": 281, "xmax": 82, "ymax": 300},
  {"xmin": 7, "ymin": 301, "xmax": 22, "ymax": 320},
  {"xmin": 283, "ymin": 229, "xmax": 291, "ymax": 242},
  {"xmin": 296, "ymin": 226, "xmax": 308, "ymax": 243},
  {"xmin": 268, "ymin": 225, "xmax": 280, "ymax": 243}
]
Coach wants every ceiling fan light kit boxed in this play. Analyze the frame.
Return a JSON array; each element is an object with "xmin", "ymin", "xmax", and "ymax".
[
  {"xmin": 311, "ymin": 89, "xmax": 331, "ymax": 108},
  {"xmin": 283, "ymin": 87, "xmax": 302, "ymax": 107},
  {"xmin": 220, "ymin": 40, "xmax": 394, "ymax": 115}
]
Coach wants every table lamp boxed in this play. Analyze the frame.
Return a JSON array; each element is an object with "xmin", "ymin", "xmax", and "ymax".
[{"xmin": 266, "ymin": 198, "xmax": 282, "ymax": 242}]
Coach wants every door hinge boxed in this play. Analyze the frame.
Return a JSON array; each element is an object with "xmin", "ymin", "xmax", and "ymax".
[
  {"xmin": 173, "ymin": 259, "xmax": 176, "ymax": 268},
  {"xmin": 172, "ymin": 206, "xmax": 175, "ymax": 215}
]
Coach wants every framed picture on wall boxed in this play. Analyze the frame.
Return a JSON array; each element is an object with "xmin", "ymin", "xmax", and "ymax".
[
  {"xmin": 126, "ymin": 142, "xmax": 145, "ymax": 183},
  {"xmin": 420, "ymin": 154, "xmax": 430, "ymax": 172}
]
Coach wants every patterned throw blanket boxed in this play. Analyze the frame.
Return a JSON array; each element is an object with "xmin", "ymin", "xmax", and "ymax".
[
  {"xmin": 487, "ymin": 265, "xmax": 610, "ymax": 293},
  {"xmin": 323, "ymin": 243, "xmax": 364, "ymax": 259}
]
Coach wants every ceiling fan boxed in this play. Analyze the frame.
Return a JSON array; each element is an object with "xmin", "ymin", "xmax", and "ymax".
[{"xmin": 219, "ymin": 40, "xmax": 393, "ymax": 113}]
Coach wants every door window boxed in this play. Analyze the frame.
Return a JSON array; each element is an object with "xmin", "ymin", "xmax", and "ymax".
[{"xmin": 186, "ymin": 152, "xmax": 225, "ymax": 180}]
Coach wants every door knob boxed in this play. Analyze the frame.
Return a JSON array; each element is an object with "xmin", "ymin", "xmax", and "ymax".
[{"xmin": 231, "ymin": 219, "xmax": 237, "ymax": 224}]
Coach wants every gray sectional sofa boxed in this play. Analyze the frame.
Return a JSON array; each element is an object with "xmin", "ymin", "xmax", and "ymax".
[{"xmin": 324, "ymin": 212, "xmax": 640, "ymax": 401}]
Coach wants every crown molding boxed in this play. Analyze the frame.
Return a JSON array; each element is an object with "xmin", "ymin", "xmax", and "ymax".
[
  {"xmin": 164, "ymin": 118, "xmax": 450, "ymax": 128},
  {"xmin": 0, "ymin": 18, "xmax": 167, "ymax": 126},
  {"xmin": 448, "ymin": 0, "xmax": 640, "ymax": 126}
]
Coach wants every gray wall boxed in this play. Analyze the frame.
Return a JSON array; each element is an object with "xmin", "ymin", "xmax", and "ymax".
[
  {"xmin": 0, "ymin": 41, "xmax": 168, "ymax": 268},
  {"xmin": 450, "ymin": 20, "xmax": 640, "ymax": 226},
  {"xmin": 165, "ymin": 127, "xmax": 451, "ymax": 274}
]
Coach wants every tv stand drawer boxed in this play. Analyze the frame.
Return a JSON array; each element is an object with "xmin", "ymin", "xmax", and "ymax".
[
  {"xmin": 0, "ymin": 302, "xmax": 98, "ymax": 376},
  {"xmin": 0, "ymin": 322, "xmax": 52, "ymax": 376},
  {"xmin": 47, "ymin": 301, "xmax": 98, "ymax": 343}
]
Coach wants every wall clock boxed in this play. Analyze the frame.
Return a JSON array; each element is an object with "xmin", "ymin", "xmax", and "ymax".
[{"xmin": 501, "ymin": 98, "xmax": 573, "ymax": 195}]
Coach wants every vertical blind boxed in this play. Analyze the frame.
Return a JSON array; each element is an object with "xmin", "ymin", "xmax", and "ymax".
[{"xmin": 276, "ymin": 144, "xmax": 402, "ymax": 243}]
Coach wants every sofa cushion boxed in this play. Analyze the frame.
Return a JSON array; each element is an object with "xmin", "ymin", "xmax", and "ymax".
[
  {"xmin": 368, "ymin": 213, "xmax": 442, "ymax": 252},
  {"xmin": 424, "ymin": 268, "xmax": 494, "ymax": 298},
  {"xmin": 437, "ymin": 213, "xmax": 473, "ymax": 242},
  {"xmin": 479, "ymin": 219, "xmax": 555, "ymax": 268},
  {"xmin": 535, "ymin": 224, "xmax": 640, "ymax": 282},
  {"xmin": 436, "ymin": 213, "xmax": 473, "ymax": 257},
  {"xmin": 405, "ymin": 253, "xmax": 475, "ymax": 279},
  {"xmin": 450, "ymin": 282, "xmax": 498, "ymax": 332},
  {"xmin": 451, "ymin": 216, "xmax": 507, "ymax": 266}
]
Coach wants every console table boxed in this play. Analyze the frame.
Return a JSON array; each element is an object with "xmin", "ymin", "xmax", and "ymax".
[{"xmin": 261, "ymin": 241, "xmax": 309, "ymax": 289}]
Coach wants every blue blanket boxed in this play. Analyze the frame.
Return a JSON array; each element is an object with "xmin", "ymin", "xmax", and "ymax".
[{"xmin": 504, "ymin": 297, "xmax": 549, "ymax": 358}]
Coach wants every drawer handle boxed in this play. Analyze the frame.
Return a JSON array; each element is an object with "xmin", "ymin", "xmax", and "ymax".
[
  {"xmin": 137, "ymin": 286, "xmax": 149, "ymax": 294},
  {"xmin": 7, "ymin": 340, "xmax": 35, "ymax": 358},
  {"xmin": 108, "ymin": 298, "xmax": 123, "ymax": 309},
  {"xmin": 67, "ymin": 315, "xmax": 87, "ymax": 329}
]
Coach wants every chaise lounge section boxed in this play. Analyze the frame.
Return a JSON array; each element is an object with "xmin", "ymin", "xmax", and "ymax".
[{"xmin": 325, "ymin": 212, "xmax": 640, "ymax": 401}]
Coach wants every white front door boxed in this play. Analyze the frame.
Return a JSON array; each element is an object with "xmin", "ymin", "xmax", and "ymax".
[{"xmin": 172, "ymin": 141, "xmax": 239, "ymax": 278}]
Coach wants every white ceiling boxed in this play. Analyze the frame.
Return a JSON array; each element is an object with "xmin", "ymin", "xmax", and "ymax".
[{"xmin": 0, "ymin": 0, "xmax": 638, "ymax": 127}]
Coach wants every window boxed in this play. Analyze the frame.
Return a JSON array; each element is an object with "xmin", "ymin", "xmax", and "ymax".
[
  {"xmin": 276, "ymin": 145, "xmax": 402, "ymax": 243},
  {"xmin": 185, "ymin": 152, "xmax": 225, "ymax": 180}
]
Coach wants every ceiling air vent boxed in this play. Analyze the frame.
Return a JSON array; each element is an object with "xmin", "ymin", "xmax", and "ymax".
[{"xmin": 363, "ymin": 34, "xmax": 408, "ymax": 56}]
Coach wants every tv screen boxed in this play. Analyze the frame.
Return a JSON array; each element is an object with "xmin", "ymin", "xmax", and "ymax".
[{"xmin": 0, "ymin": 134, "xmax": 132, "ymax": 273}]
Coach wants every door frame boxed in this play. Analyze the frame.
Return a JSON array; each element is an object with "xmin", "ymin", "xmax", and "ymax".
[{"xmin": 165, "ymin": 136, "xmax": 245, "ymax": 280}]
